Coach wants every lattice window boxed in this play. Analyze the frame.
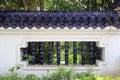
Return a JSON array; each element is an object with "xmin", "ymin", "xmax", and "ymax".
[{"xmin": 21, "ymin": 41, "xmax": 102, "ymax": 65}]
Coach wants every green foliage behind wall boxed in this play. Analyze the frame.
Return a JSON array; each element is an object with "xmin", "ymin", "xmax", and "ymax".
[{"xmin": 0, "ymin": 0, "xmax": 114, "ymax": 11}]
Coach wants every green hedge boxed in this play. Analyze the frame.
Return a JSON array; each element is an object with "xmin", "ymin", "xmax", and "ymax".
[{"xmin": 0, "ymin": 66, "xmax": 120, "ymax": 80}]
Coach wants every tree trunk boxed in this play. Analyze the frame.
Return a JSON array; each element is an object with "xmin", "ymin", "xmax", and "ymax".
[
  {"xmin": 34, "ymin": 0, "xmax": 36, "ymax": 10},
  {"xmin": 23, "ymin": 0, "xmax": 29, "ymax": 11},
  {"xmin": 40, "ymin": 0, "xmax": 44, "ymax": 10}
]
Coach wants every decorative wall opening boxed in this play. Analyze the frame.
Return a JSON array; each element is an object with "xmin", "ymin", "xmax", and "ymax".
[{"xmin": 21, "ymin": 41, "xmax": 102, "ymax": 66}]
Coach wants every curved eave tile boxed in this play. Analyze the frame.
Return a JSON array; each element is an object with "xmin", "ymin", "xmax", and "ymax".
[{"xmin": 0, "ymin": 11, "xmax": 120, "ymax": 29}]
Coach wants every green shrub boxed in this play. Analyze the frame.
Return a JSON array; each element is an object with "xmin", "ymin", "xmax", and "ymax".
[
  {"xmin": 25, "ymin": 74, "xmax": 40, "ymax": 80},
  {"xmin": 0, "ymin": 66, "xmax": 120, "ymax": 80},
  {"xmin": 0, "ymin": 74, "xmax": 24, "ymax": 80},
  {"xmin": 73, "ymin": 68, "xmax": 95, "ymax": 80},
  {"xmin": 95, "ymin": 75, "xmax": 120, "ymax": 80},
  {"xmin": 41, "ymin": 67, "xmax": 74, "ymax": 80}
]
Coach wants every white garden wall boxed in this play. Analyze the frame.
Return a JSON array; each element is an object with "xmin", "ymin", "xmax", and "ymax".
[{"xmin": 0, "ymin": 28, "xmax": 120, "ymax": 77}]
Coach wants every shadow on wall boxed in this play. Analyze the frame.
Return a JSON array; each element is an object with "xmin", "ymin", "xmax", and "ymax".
[{"xmin": 113, "ymin": 56, "xmax": 120, "ymax": 77}]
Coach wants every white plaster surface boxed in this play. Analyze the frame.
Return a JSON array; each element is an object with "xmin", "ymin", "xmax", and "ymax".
[{"xmin": 0, "ymin": 28, "xmax": 120, "ymax": 76}]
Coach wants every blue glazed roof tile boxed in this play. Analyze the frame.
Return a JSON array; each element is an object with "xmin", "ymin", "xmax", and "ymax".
[{"xmin": 0, "ymin": 11, "xmax": 120, "ymax": 29}]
